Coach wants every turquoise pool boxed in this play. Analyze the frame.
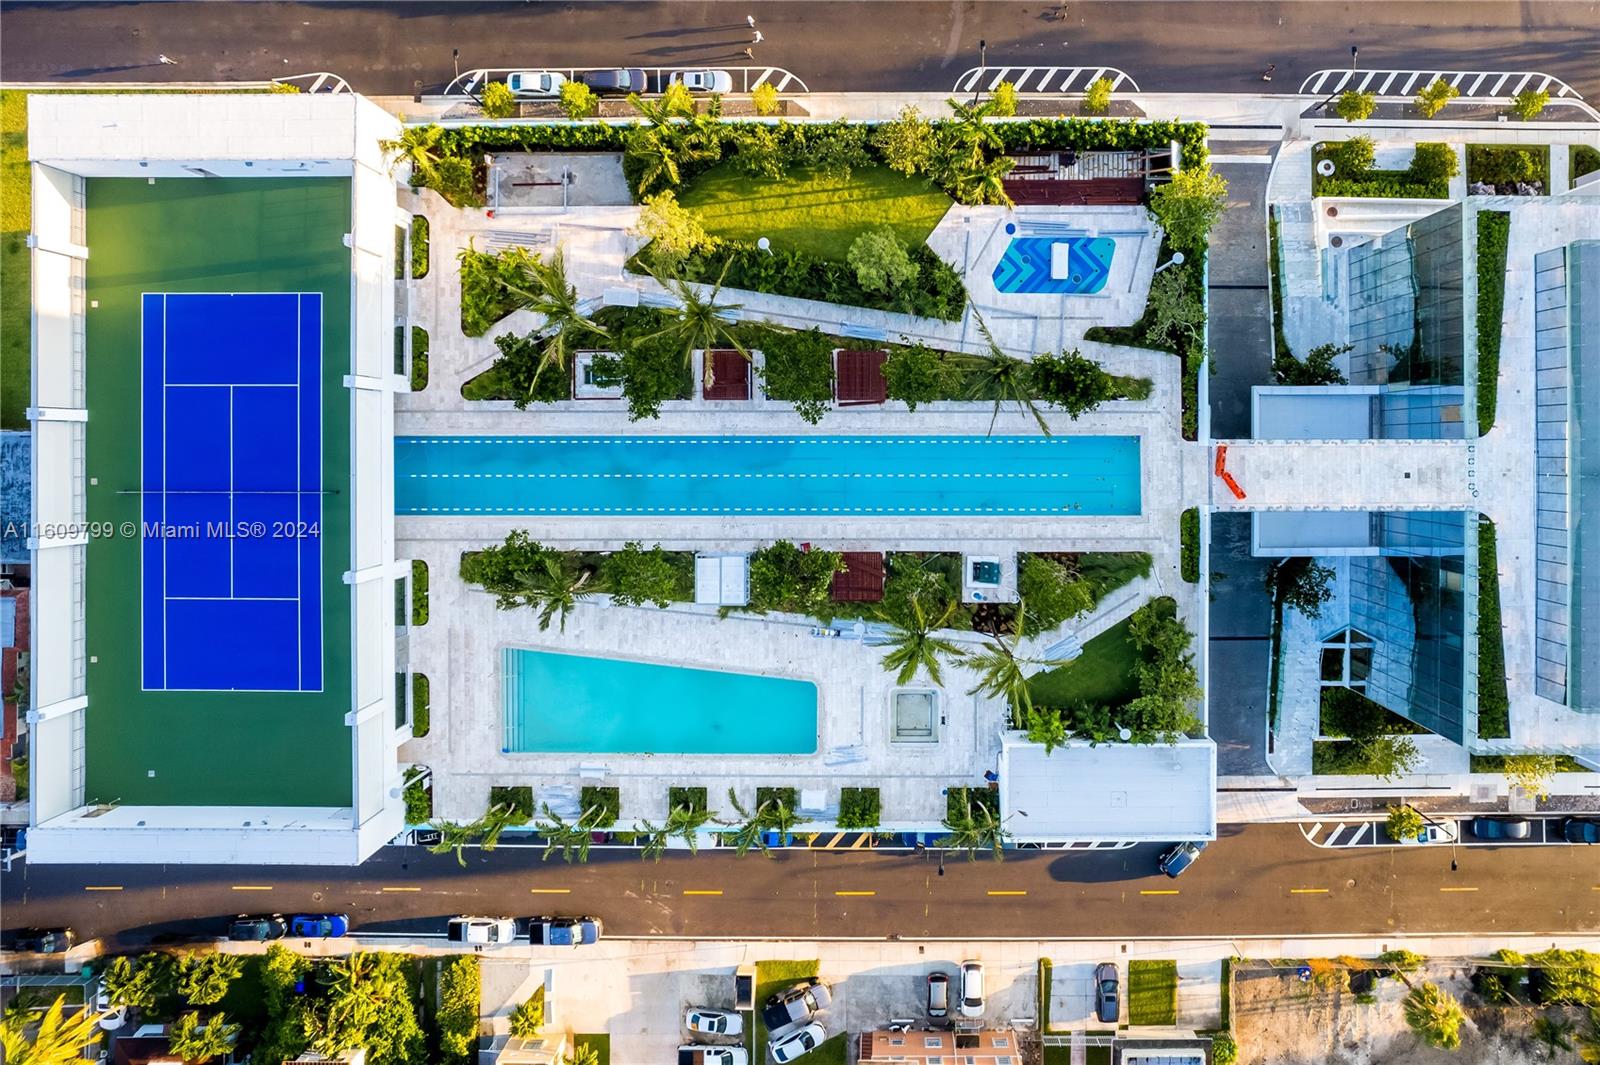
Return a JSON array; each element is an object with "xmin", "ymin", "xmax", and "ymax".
[
  {"xmin": 396, "ymin": 434, "xmax": 1141, "ymax": 516},
  {"xmin": 501, "ymin": 648, "xmax": 819, "ymax": 755}
]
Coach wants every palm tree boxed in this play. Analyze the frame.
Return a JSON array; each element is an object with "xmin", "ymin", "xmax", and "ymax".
[
  {"xmin": 949, "ymin": 153, "xmax": 1016, "ymax": 207},
  {"xmin": 477, "ymin": 801, "xmax": 527, "ymax": 854},
  {"xmin": 646, "ymin": 260, "xmax": 749, "ymax": 365},
  {"xmin": 1402, "ymin": 982, "xmax": 1465, "ymax": 1050},
  {"xmin": 168, "ymin": 1012, "xmax": 239, "ymax": 1064},
  {"xmin": 429, "ymin": 817, "xmax": 483, "ymax": 867},
  {"xmin": 316, "ymin": 954, "xmax": 381, "ymax": 1053},
  {"xmin": 378, "ymin": 123, "xmax": 445, "ymax": 182},
  {"xmin": 1, "ymin": 995, "xmax": 105, "ymax": 1065},
  {"xmin": 501, "ymin": 248, "xmax": 610, "ymax": 389},
  {"xmin": 636, "ymin": 818, "xmax": 671, "ymax": 861},
  {"xmin": 967, "ymin": 309, "xmax": 1050, "ymax": 435},
  {"xmin": 637, "ymin": 801, "xmax": 715, "ymax": 861},
  {"xmin": 963, "ymin": 606, "xmax": 1072, "ymax": 720},
  {"xmin": 626, "ymin": 127, "xmax": 682, "ymax": 195},
  {"xmin": 536, "ymin": 804, "xmax": 598, "ymax": 864},
  {"xmin": 628, "ymin": 91, "xmax": 694, "ymax": 127},
  {"xmin": 513, "ymin": 552, "xmax": 595, "ymax": 632},
  {"xmin": 877, "ymin": 595, "xmax": 963, "ymax": 685},
  {"xmin": 722, "ymin": 789, "xmax": 776, "ymax": 858},
  {"xmin": 944, "ymin": 98, "xmax": 1006, "ymax": 161},
  {"xmin": 936, "ymin": 799, "xmax": 1011, "ymax": 862}
]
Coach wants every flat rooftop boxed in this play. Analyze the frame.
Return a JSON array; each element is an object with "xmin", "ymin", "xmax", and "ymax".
[{"xmin": 998, "ymin": 735, "xmax": 1216, "ymax": 842}]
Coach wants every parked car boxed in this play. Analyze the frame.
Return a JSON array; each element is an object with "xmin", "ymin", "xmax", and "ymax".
[
  {"xmin": 926, "ymin": 971, "xmax": 950, "ymax": 1018},
  {"xmin": 1157, "ymin": 840, "xmax": 1208, "ymax": 877},
  {"xmin": 762, "ymin": 979, "xmax": 832, "ymax": 1031},
  {"xmin": 11, "ymin": 927, "xmax": 75, "ymax": 954},
  {"xmin": 670, "ymin": 69, "xmax": 733, "ymax": 94},
  {"xmin": 1093, "ymin": 962, "xmax": 1120, "ymax": 1024},
  {"xmin": 446, "ymin": 916, "xmax": 517, "ymax": 945},
  {"xmin": 93, "ymin": 976, "xmax": 128, "ymax": 1031},
  {"xmin": 290, "ymin": 913, "xmax": 350, "ymax": 938},
  {"xmin": 1469, "ymin": 817, "xmax": 1531, "ymax": 840},
  {"xmin": 959, "ymin": 960, "xmax": 985, "ymax": 1019},
  {"xmin": 677, "ymin": 1047, "xmax": 748, "ymax": 1065},
  {"xmin": 770, "ymin": 1024, "xmax": 827, "ymax": 1063},
  {"xmin": 528, "ymin": 915, "xmax": 602, "ymax": 946},
  {"xmin": 227, "ymin": 914, "xmax": 287, "ymax": 942},
  {"xmin": 579, "ymin": 68, "xmax": 649, "ymax": 95},
  {"xmin": 1563, "ymin": 817, "xmax": 1600, "ymax": 844},
  {"xmin": 506, "ymin": 70, "xmax": 567, "ymax": 97},
  {"xmin": 685, "ymin": 1007, "xmax": 743, "ymax": 1036},
  {"xmin": 1396, "ymin": 821, "xmax": 1460, "ymax": 845}
]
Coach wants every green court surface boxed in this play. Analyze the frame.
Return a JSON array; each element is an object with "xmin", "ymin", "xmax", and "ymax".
[{"xmin": 84, "ymin": 177, "xmax": 353, "ymax": 806}]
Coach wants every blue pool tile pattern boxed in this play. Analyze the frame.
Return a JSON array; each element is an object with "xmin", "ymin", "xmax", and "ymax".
[
  {"xmin": 502, "ymin": 648, "xmax": 819, "ymax": 754},
  {"xmin": 993, "ymin": 236, "xmax": 1116, "ymax": 294},
  {"xmin": 395, "ymin": 434, "xmax": 1142, "ymax": 516}
]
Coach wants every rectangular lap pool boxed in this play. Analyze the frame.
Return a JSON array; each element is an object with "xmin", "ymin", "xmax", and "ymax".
[
  {"xmin": 396, "ymin": 434, "xmax": 1141, "ymax": 516},
  {"xmin": 502, "ymin": 648, "xmax": 819, "ymax": 755}
]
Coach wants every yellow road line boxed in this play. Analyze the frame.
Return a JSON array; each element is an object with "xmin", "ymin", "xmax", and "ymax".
[
  {"xmin": 529, "ymin": 888, "xmax": 572, "ymax": 894},
  {"xmin": 83, "ymin": 885, "xmax": 123, "ymax": 892},
  {"xmin": 835, "ymin": 890, "xmax": 877, "ymax": 897},
  {"xmin": 1140, "ymin": 889, "xmax": 1180, "ymax": 896},
  {"xmin": 231, "ymin": 885, "xmax": 273, "ymax": 891},
  {"xmin": 682, "ymin": 889, "xmax": 723, "ymax": 896},
  {"xmin": 986, "ymin": 890, "xmax": 1028, "ymax": 896},
  {"xmin": 381, "ymin": 886, "xmax": 422, "ymax": 893},
  {"xmin": 1439, "ymin": 886, "xmax": 1479, "ymax": 893},
  {"xmin": 1289, "ymin": 888, "xmax": 1330, "ymax": 895}
]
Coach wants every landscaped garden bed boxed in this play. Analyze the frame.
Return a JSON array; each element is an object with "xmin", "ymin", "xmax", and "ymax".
[
  {"xmin": 1573, "ymin": 144, "xmax": 1600, "ymax": 182},
  {"xmin": 1312, "ymin": 137, "xmax": 1454, "ymax": 199},
  {"xmin": 1466, "ymin": 143, "xmax": 1550, "ymax": 194},
  {"xmin": 1475, "ymin": 516, "xmax": 1509, "ymax": 737}
]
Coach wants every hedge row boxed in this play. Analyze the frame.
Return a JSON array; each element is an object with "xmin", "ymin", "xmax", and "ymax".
[{"xmin": 1475, "ymin": 210, "xmax": 1510, "ymax": 432}]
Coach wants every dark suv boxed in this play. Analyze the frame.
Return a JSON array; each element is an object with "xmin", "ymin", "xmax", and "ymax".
[
  {"xmin": 580, "ymin": 68, "xmax": 649, "ymax": 95},
  {"xmin": 1563, "ymin": 818, "xmax": 1599, "ymax": 844},
  {"xmin": 228, "ymin": 914, "xmax": 288, "ymax": 941}
]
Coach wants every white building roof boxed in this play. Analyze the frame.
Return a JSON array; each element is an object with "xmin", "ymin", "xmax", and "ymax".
[{"xmin": 997, "ymin": 734, "xmax": 1216, "ymax": 842}]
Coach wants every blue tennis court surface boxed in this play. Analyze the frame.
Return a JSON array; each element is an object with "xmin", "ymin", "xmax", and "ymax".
[
  {"xmin": 141, "ymin": 293, "xmax": 323, "ymax": 692},
  {"xmin": 993, "ymin": 236, "xmax": 1116, "ymax": 294}
]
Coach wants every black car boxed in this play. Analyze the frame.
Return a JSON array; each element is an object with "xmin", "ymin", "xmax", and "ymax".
[
  {"xmin": 228, "ymin": 914, "xmax": 288, "ymax": 941},
  {"xmin": 13, "ymin": 927, "xmax": 75, "ymax": 954},
  {"xmin": 761, "ymin": 979, "xmax": 832, "ymax": 1031},
  {"xmin": 1563, "ymin": 818, "xmax": 1600, "ymax": 844},
  {"xmin": 579, "ymin": 68, "xmax": 649, "ymax": 95},
  {"xmin": 1469, "ymin": 817, "xmax": 1531, "ymax": 840},
  {"xmin": 1093, "ymin": 962, "xmax": 1119, "ymax": 1024},
  {"xmin": 1157, "ymin": 840, "xmax": 1208, "ymax": 877}
]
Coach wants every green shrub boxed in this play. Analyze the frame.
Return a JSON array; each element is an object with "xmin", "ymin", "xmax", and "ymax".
[
  {"xmin": 1148, "ymin": 166, "xmax": 1228, "ymax": 255},
  {"xmin": 1413, "ymin": 78, "xmax": 1459, "ymax": 118},
  {"xmin": 410, "ymin": 325, "xmax": 429, "ymax": 391},
  {"xmin": 1029, "ymin": 349, "xmax": 1119, "ymax": 418},
  {"xmin": 437, "ymin": 957, "xmax": 481, "ymax": 1064},
  {"xmin": 509, "ymin": 987, "xmax": 545, "ymax": 1038},
  {"xmin": 1018, "ymin": 556, "xmax": 1095, "ymax": 632},
  {"xmin": 1274, "ymin": 342, "xmax": 1349, "ymax": 386},
  {"xmin": 591, "ymin": 338, "xmax": 694, "ymax": 421},
  {"xmin": 480, "ymin": 81, "xmax": 517, "ymax": 119},
  {"xmin": 559, "ymin": 80, "xmax": 598, "ymax": 119},
  {"xmin": 580, "ymin": 786, "xmax": 621, "ymax": 828},
  {"xmin": 1573, "ymin": 144, "xmax": 1600, "ymax": 179},
  {"xmin": 669, "ymin": 786, "xmax": 708, "ymax": 812},
  {"xmin": 837, "ymin": 788, "xmax": 881, "ymax": 828},
  {"xmin": 872, "ymin": 106, "xmax": 937, "ymax": 176},
  {"xmin": 1319, "ymin": 687, "xmax": 1426, "ymax": 739},
  {"xmin": 1083, "ymin": 76, "xmax": 1114, "ymax": 116},
  {"xmin": 991, "ymin": 81, "xmax": 1019, "ymax": 117},
  {"xmin": 1327, "ymin": 135, "xmax": 1375, "ymax": 175},
  {"xmin": 847, "ymin": 225, "xmax": 920, "ymax": 293},
  {"xmin": 1180, "ymin": 507, "xmax": 1199, "ymax": 584},
  {"xmin": 403, "ymin": 767, "xmax": 431, "ymax": 824},
  {"xmin": 1144, "ymin": 264, "xmax": 1206, "ymax": 351},
  {"xmin": 489, "ymin": 785, "xmax": 535, "ymax": 823},
  {"xmin": 1335, "ymin": 89, "xmax": 1377, "ymax": 122},
  {"xmin": 751, "ymin": 326, "xmax": 835, "ymax": 423},
  {"xmin": 810, "ymin": 123, "xmax": 872, "ymax": 180},
  {"xmin": 177, "ymin": 954, "xmax": 243, "ymax": 1007},
  {"xmin": 1386, "ymin": 804, "xmax": 1425, "ymax": 841},
  {"xmin": 748, "ymin": 541, "xmax": 846, "ymax": 614},
  {"xmin": 458, "ymin": 247, "xmax": 531, "ymax": 338},
  {"xmin": 634, "ymin": 189, "xmax": 712, "ymax": 270},
  {"xmin": 1407, "ymin": 142, "xmax": 1458, "ymax": 184},
  {"xmin": 410, "ymin": 215, "xmax": 430, "ymax": 279},
  {"xmin": 1468, "ymin": 144, "xmax": 1546, "ymax": 187},
  {"xmin": 755, "ymin": 787, "xmax": 799, "ymax": 818},
  {"xmin": 601, "ymin": 541, "xmax": 687, "ymax": 607},
  {"xmin": 1211, "ymin": 1033, "xmax": 1238, "ymax": 1065},
  {"xmin": 1509, "ymin": 88, "xmax": 1549, "ymax": 120},
  {"xmin": 430, "ymin": 156, "xmax": 483, "ymax": 208},
  {"xmin": 1475, "ymin": 211, "xmax": 1510, "ymax": 431},
  {"xmin": 1181, "ymin": 351, "xmax": 1203, "ymax": 442},
  {"xmin": 751, "ymin": 82, "xmax": 780, "ymax": 116},
  {"xmin": 884, "ymin": 342, "xmax": 960, "ymax": 410},
  {"xmin": 1475, "ymin": 516, "xmax": 1510, "ymax": 736},
  {"xmin": 946, "ymin": 786, "xmax": 999, "ymax": 823},
  {"xmin": 1124, "ymin": 596, "xmax": 1203, "ymax": 740}
]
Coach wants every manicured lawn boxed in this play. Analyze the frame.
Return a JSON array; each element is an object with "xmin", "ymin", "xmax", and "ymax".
[
  {"xmin": 753, "ymin": 959, "xmax": 821, "ymax": 1058},
  {"xmin": 2, "ymin": 90, "xmax": 31, "ymax": 429},
  {"xmin": 1128, "ymin": 959, "xmax": 1178, "ymax": 1026},
  {"xmin": 678, "ymin": 161, "xmax": 952, "ymax": 260},
  {"xmin": 573, "ymin": 1034, "xmax": 610, "ymax": 1065},
  {"xmin": 1029, "ymin": 616, "xmax": 1141, "ymax": 709}
]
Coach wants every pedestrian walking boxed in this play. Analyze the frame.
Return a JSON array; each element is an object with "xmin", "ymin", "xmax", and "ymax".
[
  {"xmin": 743, "ymin": 47, "xmax": 755, "ymax": 59},
  {"xmin": 1261, "ymin": 64, "xmax": 1275, "ymax": 82},
  {"xmin": 752, "ymin": 29, "xmax": 764, "ymax": 44},
  {"xmin": 157, "ymin": 53, "xmax": 178, "ymax": 66},
  {"xmin": 747, "ymin": 13, "xmax": 756, "ymax": 27}
]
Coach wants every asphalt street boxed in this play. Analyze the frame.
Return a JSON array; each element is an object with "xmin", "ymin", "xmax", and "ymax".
[
  {"xmin": 1, "ymin": 1, "xmax": 1597, "ymax": 100},
  {"xmin": 3, "ymin": 825, "xmax": 1597, "ymax": 949}
]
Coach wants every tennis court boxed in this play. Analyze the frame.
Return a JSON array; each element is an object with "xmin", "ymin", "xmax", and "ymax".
[{"xmin": 140, "ymin": 292, "xmax": 323, "ymax": 692}]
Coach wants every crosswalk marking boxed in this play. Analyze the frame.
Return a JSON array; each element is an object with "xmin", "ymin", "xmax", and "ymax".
[
  {"xmin": 1299, "ymin": 68, "xmax": 1581, "ymax": 100},
  {"xmin": 952, "ymin": 66, "xmax": 1141, "ymax": 94}
]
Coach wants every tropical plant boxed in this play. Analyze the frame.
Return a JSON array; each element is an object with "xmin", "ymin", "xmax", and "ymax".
[
  {"xmin": 944, "ymin": 97, "xmax": 1007, "ymax": 161},
  {"xmin": 1144, "ymin": 264, "xmax": 1205, "ymax": 350},
  {"xmin": 751, "ymin": 82, "xmax": 780, "ymax": 116},
  {"xmin": 992, "ymin": 80, "xmax": 1019, "ymax": 116},
  {"xmin": 563, "ymin": 1045, "xmax": 601, "ymax": 1065},
  {"xmin": 177, "ymin": 953, "xmax": 244, "ymax": 1006},
  {"xmin": 1022, "ymin": 704, "xmax": 1070, "ymax": 754},
  {"xmin": 268, "ymin": 80, "xmax": 302, "ymax": 93},
  {"xmin": 847, "ymin": 226, "xmax": 920, "ymax": 293},
  {"xmin": 1210, "ymin": 1032, "xmax": 1238, "ymax": 1065},
  {"xmin": 872, "ymin": 106, "xmax": 937, "ymax": 176},
  {"xmin": 1511, "ymin": 88, "xmax": 1550, "ymax": 120},
  {"xmin": 837, "ymin": 787, "xmax": 882, "ymax": 829},
  {"xmin": 1403, "ymin": 982, "xmax": 1465, "ymax": 1050},
  {"xmin": 634, "ymin": 190, "xmax": 712, "ymax": 270},
  {"xmin": 1148, "ymin": 166, "xmax": 1228, "ymax": 254},
  {"xmin": 1414, "ymin": 78, "xmax": 1460, "ymax": 118},
  {"xmin": 1017, "ymin": 555, "xmax": 1095, "ymax": 632},
  {"xmin": 509, "ymin": 988, "xmax": 546, "ymax": 1038},
  {"xmin": 1335, "ymin": 88, "xmax": 1378, "ymax": 122},
  {"xmin": 535, "ymin": 802, "xmax": 610, "ymax": 864},
  {"xmin": 513, "ymin": 550, "xmax": 596, "ymax": 631},
  {"xmin": 945, "ymin": 152, "xmax": 1016, "ymax": 206},
  {"xmin": 646, "ymin": 260, "xmax": 748, "ymax": 364},
  {"xmin": 723, "ymin": 789, "xmax": 776, "ymax": 857},
  {"xmin": 729, "ymin": 123, "xmax": 792, "ymax": 180},
  {"xmin": 968, "ymin": 310, "xmax": 1049, "ymax": 435},
  {"xmin": 1386, "ymin": 804, "xmax": 1426, "ymax": 842},
  {"xmin": 437, "ymin": 958, "xmax": 480, "ymax": 1064},
  {"xmin": 480, "ymin": 80, "xmax": 517, "ymax": 119},
  {"xmin": 1083, "ymin": 76, "xmax": 1114, "ymax": 115},
  {"xmin": 876, "ymin": 594, "xmax": 963, "ymax": 685},
  {"xmin": 427, "ymin": 802, "xmax": 522, "ymax": 866},
  {"xmin": 637, "ymin": 796, "xmax": 716, "ymax": 860},
  {"xmin": 1580, "ymin": 1010, "xmax": 1600, "ymax": 1064},
  {"xmin": 747, "ymin": 540, "xmax": 846, "ymax": 615},
  {"xmin": 964, "ymin": 618, "xmax": 1071, "ymax": 719},
  {"xmin": 1407, "ymin": 142, "xmax": 1459, "ymax": 183},
  {"xmin": 749, "ymin": 325, "xmax": 832, "ymax": 423},
  {"xmin": 601, "ymin": 541, "xmax": 683, "ymax": 607},
  {"xmin": 558, "ymin": 80, "xmax": 597, "ymax": 119},
  {"xmin": 810, "ymin": 122, "xmax": 873, "ymax": 179},
  {"xmin": 626, "ymin": 127, "xmax": 683, "ymax": 194},
  {"xmin": 379, "ymin": 124, "xmax": 445, "ymax": 182},
  {"xmin": 1029, "ymin": 349, "xmax": 1119, "ymax": 418},
  {"xmin": 883, "ymin": 342, "xmax": 959, "ymax": 410},
  {"xmin": 938, "ymin": 794, "xmax": 1011, "ymax": 861},
  {"xmin": 168, "ymin": 1011, "xmax": 239, "ymax": 1063},
  {"xmin": 1, "ymin": 994, "xmax": 105, "ymax": 1065},
  {"xmin": 104, "ymin": 952, "xmax": 176, "ymax": 1010},
  {"xmin": 500, "ymin": 247, "xmax": 610, "ymax": 388}
]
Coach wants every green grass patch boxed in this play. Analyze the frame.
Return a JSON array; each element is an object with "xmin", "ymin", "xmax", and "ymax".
[
  {"xmin": 1476, "ymin": 516, "xmax": 1509, "ymax": 738},
  {"xmin": 1128, "ymin": 959, "xmax": 1178, "ymax": 1026},
  {"xmin": 410, "ymin": 215, "xmax": 430, "ymax": 278},
  {"xmin": 1475, "ymin": 211, "xmax": 1510, "ymax": 432},
  {"xmin": 411, "ymin": 558, "xmax": 429, "ymax": 626},
  {"xmin": 807, "ymin": 1034, "xmax": 849, "ymax": 1065},
  {"xmin": 1180, "ymin": 507, "xmax": 1200, "ymax": 584},
  {"xmin": 752, "ymin": 960, "xmax": 820, "ymax": 1058},
  {"xmin": 411, "ymin": 673, "xmax": 430, "ymax": 739},
  {"xmin": 1038, "ymin": 957, "xmax": 1053, "ymax": 1030},
  {"xmin": 2, "ymin": 90, "xmax": 32, "ymax": 429},
  {"xmin": 1470, "ymin": 753, "xmax": 1587, "ymax": 773},
  {"xmin": 572, "ymin": 1034, "xmax": 610, "ymax": 1065},
  {"xmin": 679, "ymin": 161, "xmax": 951, "ymax": 260},
  {"xmin": 1029, "ymin": 616, "xmax": 1141, "ymax": 709}
]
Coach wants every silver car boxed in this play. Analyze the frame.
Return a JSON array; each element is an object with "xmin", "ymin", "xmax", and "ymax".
[{"xmin": 671, "ymin": 69, "xmax": 733, "ymax": 94}]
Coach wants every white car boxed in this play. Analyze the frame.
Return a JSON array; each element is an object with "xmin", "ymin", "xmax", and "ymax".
[
  {"xmin": 1397, "ymin": 821, "xmax": 1460, "ymax": 845},
  {"xmin": 685, "ymin": 1007, "xmax": 744, "ymax": 1037},
  {"xmin": 671, "ymin": 69, "xmax": 733, "ymax": 94},
  {"xmin": 506, "ymin": 71, "xmax": 567, "ymax": 97},
  {"xmin": 445, "ymin": 916, "xmax": 518, "ymax": 945},
  {"xmin": 770, "ymin": 1023, "xmax": 827, "ymax": 1063},
  {"xmin": 678, "ymin": 1047, "xmax": 748, "ymax": 1065},
  {"xmin": 960, "ymin": 960, "xmax": 985, "ymax": 1018},
  {"xmin": 93, "ymin": 977, "xmax": 128, "ymax": 1031}
]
